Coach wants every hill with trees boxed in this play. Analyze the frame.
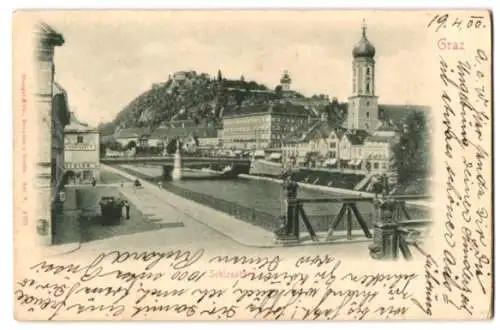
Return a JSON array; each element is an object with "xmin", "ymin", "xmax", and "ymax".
[{"xmin": 98, "ymin": 70, "xmax": 308, "ymax": 135}]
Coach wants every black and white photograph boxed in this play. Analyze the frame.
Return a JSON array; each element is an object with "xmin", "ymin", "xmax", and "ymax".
[{"xmin": 12, "ymin": 10, "xmax": 492, "ymax": 321}]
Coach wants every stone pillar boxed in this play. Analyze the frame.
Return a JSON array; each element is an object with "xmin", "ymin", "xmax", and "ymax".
[
  {"xmin": 369, "ymin": 198, "xmax": 398, "ymax": 260},
  {"xmin": 34, "ymin": 25, "xmax": 64, "ymax": 246},
  {"xmin": 274, "ymin": 175, "xmax": 299, "ymax": 243},
  {"xmin": 35, "ymin": 41, "xmax": 55, "ymax": 246}
]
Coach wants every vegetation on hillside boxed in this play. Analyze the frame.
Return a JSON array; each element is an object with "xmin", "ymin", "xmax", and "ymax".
[
  {"xmin": 98, "ymin": 70, "xmax": 283, "ymax": 135},
  {"xmin": 391, "ymin": 110, "xmax": 431, "ymax": 186}
]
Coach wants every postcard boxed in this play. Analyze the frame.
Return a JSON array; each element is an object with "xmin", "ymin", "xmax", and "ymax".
[{"xmin": 12, "ymin": 9, "xmax": 493, "ymax": 321}]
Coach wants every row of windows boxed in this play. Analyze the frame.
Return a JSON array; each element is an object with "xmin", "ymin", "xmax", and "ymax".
[
  {"xmin": 226, "ymin": 116, "xmax": 270, "ymax": 125},
  {"xmin": 225, "ymin": 126, "xmax": 271, "ymax": 133},
  {"xmin": 370, "ymin": 162, "xmax": 387, "ymax": 169},
  {"xmin": 65, "ymin": 162, "xmax": 98, "ymax": 169},
  {"xmin": 225, "ymin": 116, "xmax": 306, "ymax": 126}
]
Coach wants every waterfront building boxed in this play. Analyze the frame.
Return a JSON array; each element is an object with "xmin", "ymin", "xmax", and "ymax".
[
  {"xmin": 221, "ymin": 102, "xmax": 312, "ymax": 150},
  {"xmin": 114, "ymin": 127, "xmax": 147, "ymax": 148},
  {"xmin": 338, "ymin": 130, "xmax": 370, "ymax": 169},
  {"xmin": 282, "ymin": 117, "xmax": 346, "ymax": 167},
  {"xmin": 35, "ymin": 23, "xmax": 71, "ymax": 245},
  {"xmin": 281, "ymin": 119, "xmax": 321, "ymax": 165},
  {"xmin": 148, "ymin": 127, "xmax": 169, "ymax": 148},
  {"xmin": 361, "ymin": 129, "xmax": 399, "ymax": 173},
  {"xmin": 149, "ymin": 125, "xmax": 218, "ymax": 153},
  {"xmin": 64, "ymin": 112, "xmax": 100, "ymax": 184},
  {"xmin": 138, "ymin": 133, "xmax": 150, "ymax": 148},
  {"xmin": 196, "ymin": 129, "xmax": 219, "ymax": 149}
]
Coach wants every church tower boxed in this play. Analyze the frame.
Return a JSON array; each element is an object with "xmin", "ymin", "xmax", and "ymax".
[{"xmin": 347, "ymin": 21, "xmax": 379, "ymax": 132}]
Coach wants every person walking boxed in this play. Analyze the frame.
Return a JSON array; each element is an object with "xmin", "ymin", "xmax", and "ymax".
[
  {"xmin": 120, "ymin": 200, "xmax": 126, "ymax": 219},
  {"xmin": 123, "ymin": 200, "xmax": 130, "ymax": 220}
]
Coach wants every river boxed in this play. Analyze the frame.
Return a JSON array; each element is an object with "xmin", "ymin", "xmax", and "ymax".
[{"xmin": 118, "ymin": 165, "xmax": 430, "ymax": 232}]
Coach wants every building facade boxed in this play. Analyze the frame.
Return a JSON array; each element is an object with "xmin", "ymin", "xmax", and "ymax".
[
  {"xmin": 346, "ymin": 22, "xmax": 380, "ymax": 133},
  {"xmin": 35, "ymin": 23, "xmax": 70, "ymax": 245},
  {"xmin": 148, "ymin": 125, "xmax": 218, "ymax": 154},
  {"xmin": 114, "ymin": 128, "xmax": 147, "ymax": 148},
  {"xmin": 282, "ymin": 120, "xmax": 345, "ymax": 166},
  {"xmin": 338, "ymin": 130, "xmax": 369, "ymax": 169},
  {"xmin": 64, "ymin": 112, "xmax": 100, "ymax": 184},
  {"xmin": 222, "ymin": 111, "xmax": 309, "ymax": 150},
  {"xmin": 361, "ymin": 130, "xmax": 399, "ymax": 173}
]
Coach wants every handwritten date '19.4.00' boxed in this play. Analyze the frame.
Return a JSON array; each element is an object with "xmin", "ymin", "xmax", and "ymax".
[{"xmin": 427, "ymin": 13, "xmax": 488, "ymax": 32}]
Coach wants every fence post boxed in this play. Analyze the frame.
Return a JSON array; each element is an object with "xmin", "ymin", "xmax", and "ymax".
[{"xmin": 369, "ymin": 196, "xmax": 399, "ymax": 260}]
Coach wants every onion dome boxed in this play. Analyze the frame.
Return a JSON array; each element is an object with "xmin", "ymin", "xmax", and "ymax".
[{"xmin": 352, "ymin": 21, "xmax": 375, "ymax": 58}]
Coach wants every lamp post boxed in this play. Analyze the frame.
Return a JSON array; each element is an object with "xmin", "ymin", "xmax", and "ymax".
[
  {"xmin": 274, "ymin": 174, "xmax": 299, "ymax": 243},
  {"xmin": 369, "ymin": 196, "xmax": 398, "ymax": 260}
]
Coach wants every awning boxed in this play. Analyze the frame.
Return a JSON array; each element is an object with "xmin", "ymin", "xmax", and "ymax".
[
  {"xmin": 348, "ymin": 160, "xmax": 355, "ymax": 166},
  {"xmin": 354, "ymin": 160, "xmax": 362, "ymax": 166},
  {"xmin": 269, "ymin": 152, "xmax": 282, "ymax": 160},
  {"xmin": 324, "ymin": 158, "xmax": 337, "ymax": 166},
  {"xmin": 254, "ymin": 150, "xmax": 265, "ymax": 157}
]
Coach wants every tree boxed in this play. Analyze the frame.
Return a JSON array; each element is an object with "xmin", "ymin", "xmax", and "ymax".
[
  {"xmin": 391, "ymin": 111, "xmax": 430, "ymax": 185},
  {"xmin": 324, "ymin": 98, "xmax": 347, "ymax": 123},
  {"xmin": 166, "ymin": 138, "xmax": 183, "ymax": 154},
  {"xmin": 127, "ymin": 140, "xmax": 137, "ymax": 150},
  {"xmin": 274, "ymin": 85, "xmax": 283, "ymax": 98}
]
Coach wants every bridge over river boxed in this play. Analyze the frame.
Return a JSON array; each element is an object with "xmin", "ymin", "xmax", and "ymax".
[{"xmin": 102, "ymin": 156, "xmax": 252, "ymax": 180}]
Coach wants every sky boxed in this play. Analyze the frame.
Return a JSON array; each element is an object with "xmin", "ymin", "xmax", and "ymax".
[{"xmin": 42, "ymin": 11, "xmax": 433, "ymax": 126}]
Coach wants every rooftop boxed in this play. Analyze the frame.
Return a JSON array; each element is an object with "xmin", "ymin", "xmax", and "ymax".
[
  {"xmin": 378, "ymin": 104, "xmax": 431, "ymax": 126},
  {"xmin": 365, "ymin": 134, "xmax": 398, "ymax": 143},
  {"xmin": 37, "ymin": 22, "xmax": 64, "ymax": 46},
  {"xmin": 114, "ymin": 127, "xmax": 149, "ymax": 139},
  {"xmin": 352, "ymin": 21, "xmax": 375, "ymax": 59},
  {"xmin": 65, "ymin": 112, "xmax": 97, "ymax": 133},
  {"xmin": 150, "ymin": 125, "xmax": 218, "ymax": 139},
  {"xmin": 283, "ymin": 120, "xmax": 345, "ymax": 143},
  {"xmin": 222, "ymin": 100, "xmax": 315, "ymax": 118},
  {"xmin": 343, "ymin": 129, "xmax": 370, "ymax": 145}
]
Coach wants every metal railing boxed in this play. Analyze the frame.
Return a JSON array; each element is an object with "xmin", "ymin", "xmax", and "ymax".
[{"xmin": 163, "ymin": 183, "xmax": 278, "ymax": 230}]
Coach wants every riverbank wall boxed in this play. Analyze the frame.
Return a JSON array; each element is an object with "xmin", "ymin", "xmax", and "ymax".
[{"xmin": 238, "ymin": 173, "xmax": 430, "ymax": 208}]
